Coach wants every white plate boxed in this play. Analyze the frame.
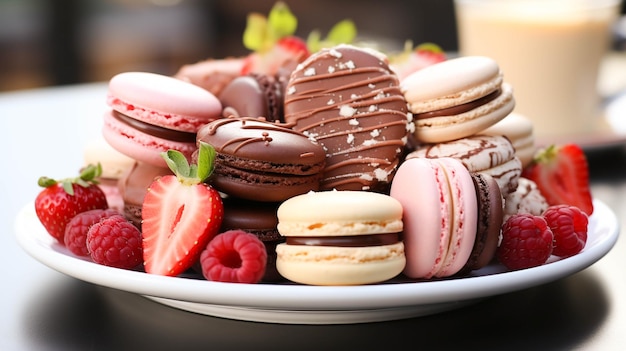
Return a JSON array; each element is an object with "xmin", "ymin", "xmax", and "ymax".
[{"xmin": 15, "ymin": 200, "xmax": 619, "ymax": 324}]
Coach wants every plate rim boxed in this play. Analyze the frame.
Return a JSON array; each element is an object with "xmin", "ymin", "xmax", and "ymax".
[{"xmin": 15, "ymin": 199, "xmax": 619, "ymax": 312}]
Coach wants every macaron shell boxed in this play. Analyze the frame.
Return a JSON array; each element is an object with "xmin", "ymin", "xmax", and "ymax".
[
  {"xmin": 390, "ymin": 158, "xmax": 450, "ymax": 279},
  {"xmin": 108, "ymin": 72, "xmax": 222, "ymax": 132},
  {"xmin": 83, "ymin": 137, "xmax": 135, "ymax": 179},
  {"xmin": 412, "ymin": 83, "xmax": 514, "ymax": 143},
  {"xmin": 464, "ymin": 173, "xmax": 503, "ymax": 272},
  {"xmin": 275, "ymin": 242, "xmax": 405, "ymax": 285},
  {"xmin": 407, "ymin": 135, "xmax": 522, "ymax": 195},
  {"xmin": 284, "ymin": 44, "xmax": 411, "ymax": 192},
  {"xmin": 277, "ymin": 190, "xmax": 404, "ymax": 237},
  {"xmin": 504, "ymin": 177, "xmax": 549, "ymax": 221},
  {"xmin": 391, "ymin": 157, "xmax": 477, "ymax": 279},
  {"xmin": 433, "ymin": 158, "xmax": 477, "ymax": 278},
  {"xmin": 408, "ymin": 135, "xmax": 516, "ymax": 172},
  {"xmin": 401, "ymin": 56, "xmax": 501, "ymax": 112},
  {"xmin": 478, "ymin": 156, "xmax": 522, "ymax": 195},
  {"xmin": 103, "ymin": 110, "xmax": 197, "ymax": 167},
  {"xmin": 219, "ymin": 75, "xmax": 269, "ymax": 119}
]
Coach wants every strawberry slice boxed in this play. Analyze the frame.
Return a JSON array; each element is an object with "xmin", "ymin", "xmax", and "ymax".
[
  {"xmin": 522, "ymin": 144, "xmax": 594, "ymax": 215},
  {"xmin": 142, "ymin": 142, "xmax": 224, "ymax": 276}
]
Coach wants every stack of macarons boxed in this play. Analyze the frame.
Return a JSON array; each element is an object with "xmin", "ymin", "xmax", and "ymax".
[
  {"xmin": 195, "ymin": 116, "xmax": 327, "ymax": 281},
  {"xmin": 102, "ymin": 71, "xmax": 224, "ymax": 223},
  {"xmin": 93, "ymin": 42, "xmax": 553, "ymax": 286}
]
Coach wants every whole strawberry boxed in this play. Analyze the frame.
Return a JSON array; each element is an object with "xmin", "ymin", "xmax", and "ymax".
[
  {"xmin": 543, "ymin": 205, "xmax": 588, "ymax": 257},
  {"xmin": 497, "ymin": 214, "xmax": 554, "ymax": 270},
  {"xmin": 35, "ymin": 164, "xmax": 109, "ymax": 244},
  {"xmin": 142, "ymin": 142, "xmax": 224, "ymax": 276},
  {"xmin": 522, "ymin": 143, "xmax": 593, "ymax": 215}
]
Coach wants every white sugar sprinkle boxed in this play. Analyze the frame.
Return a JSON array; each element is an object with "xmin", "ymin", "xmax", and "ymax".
[
  {"xmin": 339, "ymin": 105, "xmax": 357, "ymax": 117},
  {"xmin": 347, "ymin": 133, "xmax": 354, "ymax": 144},
  {"xmin": 329, "ymin": 49, "xmax": 342, "ymax": 58},
  {"xmin": 304, "ymin": 67, "xmax": 316, "ymax": 76},
  {"xmin": 370, "ymin": 129, "xmax": 380, "ymax": 137},
  {"xmin": 373, "ymin": 168, "xmax": 390, "ymax": 181},
  {"xmin": 348, "ymin": 118, "xmax": 359, "ymax": 126}
]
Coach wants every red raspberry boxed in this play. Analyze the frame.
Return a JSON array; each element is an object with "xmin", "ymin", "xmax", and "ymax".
[
  {"xmin": 64, "ymin": 209, "xmax": 121, "ymax": 256},
  {"xmin": 497, "ymin": 214, "xmax": 554, "ymax": 270},
  {"xmin": 200, "ymin": 230, "xmax": 267, "ymax": 284},
  {"xmin": 86, "ymin": 215, "xmax": 143, "ymax": 269},
  {"xmin": 543, "ymin": 205, "xmax": 588, "ymax": 257}
]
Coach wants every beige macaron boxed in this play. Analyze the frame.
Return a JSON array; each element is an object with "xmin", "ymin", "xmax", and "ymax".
[
  {"xmin": 401, "ymin": 56, "xmax": 515, "ymax": 144},
  {"xmin": 275, "ymin": 190, "xmax": 406, "ymax": 286}
]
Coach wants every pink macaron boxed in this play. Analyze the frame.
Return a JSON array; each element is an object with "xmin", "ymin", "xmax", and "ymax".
[
  {"xmin": 102, "ymin": 72, "xmax": 222, "ymax": 167},
  {"xmin": 390, "ymin": 157, "xmax": 477, "ymax": 279}
]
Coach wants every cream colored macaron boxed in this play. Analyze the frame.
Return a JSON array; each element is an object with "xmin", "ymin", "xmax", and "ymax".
[
  {"xmin": 275, "ymin": 190, "xmax": 406, "ymax": 285},
  {"xmin": 401, "ymin": 56, "xmax": 515, "ymax": 143}
]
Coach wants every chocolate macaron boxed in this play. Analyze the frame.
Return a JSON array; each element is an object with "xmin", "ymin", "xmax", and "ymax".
[
  {"xmin": 197, "ymin": 116, "xmax": 326, "ymax": 202},
  {"xmin": 284, "ymin": 44, "xmax": 412, "ymax": 192},
  {"xmin": 219, "ymin": 73, "xmax": 286, "ymax": 122},
  {"xmin": 461, "ymin": 173, "xmax": 503, "ymax": 273}
]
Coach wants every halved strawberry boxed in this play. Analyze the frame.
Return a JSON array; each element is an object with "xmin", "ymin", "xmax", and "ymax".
[
  {"xmin": 35, "ymin": 164, "xmax": 109, "ymax": 244},
  {"xmin": 522, "ymin": 144, "xmax": 594, "ymax": 215},
  {"xmin": 142, "ymin": 142, "xmax": 224, "ymax": 276},
  {"xmin": 389, "ymin": 41, "xmax": 447, "ymax": 81}
]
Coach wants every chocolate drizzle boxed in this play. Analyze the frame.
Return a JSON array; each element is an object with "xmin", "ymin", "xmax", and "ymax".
[{"xmin": 284, "ymin": 45, "xmax": 411, "ymax": 192}]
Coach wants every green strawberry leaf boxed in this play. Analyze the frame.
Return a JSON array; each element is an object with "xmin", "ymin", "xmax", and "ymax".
[
  {"xmin": 326, "ymin": 19, "xmax": 356, "ymax": 46},
  {"xmin": 267, "ymin": 2, "xmax": 298, "ymax": 40},
  {"xmin": 163, "ymin": 149, "xmax": 191, "ymax": 178},
  {"xmin": 196, "ymin": 142, "xmax": 216, "ymax": 182},
  {"xmin": 307, "ymin": 19, "xmax": 357, "ymax": 53},
  {"xmin": 243, "ymin": 13, "xmax": 269, "ymax": 51}
]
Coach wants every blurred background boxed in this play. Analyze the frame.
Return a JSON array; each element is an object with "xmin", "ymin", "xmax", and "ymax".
[
  {"xmin": 0, "ymin": 0, "xmax": 458, "ymax": 91},
  {"xmin": 1, "ymin": 0, "xmax": 625, "ymax": 92}
]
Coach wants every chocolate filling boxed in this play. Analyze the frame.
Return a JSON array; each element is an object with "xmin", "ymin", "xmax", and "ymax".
[
  {"xmin": 112, "ymin": 111, "xmax": 196, "ymax": 142},
  {"xmin": 415, "ymin": 88, "xmax": 501, "ymax": 120},
  {"xmin": 286, "ymin": 232, "xmax": 401, "ymax": 247}
]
